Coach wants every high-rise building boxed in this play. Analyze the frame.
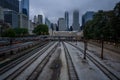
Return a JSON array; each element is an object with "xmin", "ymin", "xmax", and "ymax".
[
  {"xmin": 72, "ymin": 10, "xmax": 80, "ymax": 31},
  {"xmin": 45, "ymin": 18, "xmax": 52, "ymax": 35},
  {"xmin": 4, "ymin": 10, "xmax": 18, "ymax": 28},
  {"xmin": 58, "ymin": 18, "xmax": 66, "ymax": 31},
  {"xmin": 0, "ymin": 0, "xmax": 19, "ymax": 28},
  {"xmin": 65, "ymin": 11, "xmax": 69, "ymax": 31},
  {"xmin": 82, "ymin": 11, "xmax": 95, "ymax": 26},
  {"xmin": 28, "ymin": 20, "xmax": 35, "ymax": 35},
  {"xmin": 53, "ymin": 23, "xmax": 57, "ymax": 31},
  {"xmin": 0, "ymin": 6, "xmax": 4, "ymax": 37},
  {"xmin": 20, "ymin": 0, "xmax": 29, "ymax": 16},
  {"xmin": 45, "ymin": 18, "xmax": 51, "ymax": 29},
  {"xmin": 51, "ymin": 23, "xmax": 57, "ymax": 31},
  {"xmin": 18, "ymin": 0, "xmax": 29, "ymax": 29},
  {"xmin": 34, "ymin": 15, "xmax": 37, "ymax": 24},
  {"xmin": 18, "ymin": 13, "xmax": 28, "ymax": 29},
  {"xmin": 0, "ymin": 6, "xmax": 4, "ymax": 21},
  {"xmin": 38, "ymin": 15, "xmax": 43, "ymax": 24},
  {"xmin": 0, "ymin": 0, "xmax": 19, "ymax": 12}
]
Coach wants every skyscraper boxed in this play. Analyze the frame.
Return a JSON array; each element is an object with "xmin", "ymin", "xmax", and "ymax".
[
  {"xmin": 45, "ymin": 17, "xmax": 51, "ymax": 29},
  {"xmin": 45, "ymin": 18, "xmax": 52, "ymax": 35},
  {"xmin": 72, "ymin": 10, "xmax": 80, "ymax": 31},
  {"xmin": 20, "ymin": 0, "xmax": 29, "ymax": 16},
  {"xmin": 53, "ymin": 23, "xmax": 57, "ymax": 31},
  {"xmin": 65, "ymin": 11, "xmax": 69, "ymax": 31},
  {"xmin": 4, "ymin": 10, "xmax": 18, "ymax": 28},
  {"xmin": 82, "ymin": 11, "xmax": 95, "ymax": 26},
  {"xmin": 58, "ymin": 18, "xmax": 66, "ymax": 31},
  {"xmin": 82, "ymin": 11, "xmax": 95, "ymax": 30},
  {"xmin": 38, "ymin": 15, "xmax": 43, "ymax": 24},
  {"xmin": 0, "ymin": 0, "xmax": 19, "ymax": 12},
  {"xmin": 19, "ymin": 13, "xmax": 28, "ymax": 28},
  {"xmin": 0, "ymin": 6, "xmax": 4, "ymax": 21},
  {"xmin": 34, "ymin": 15, "xmax": 37, "ymax": 24},
  {"xmin": 19, "ymin": 0, "xmax": 29, "ymax": 29},
  {"xmin": 0, "ymin": 0, "xmax": 19, "ymax": 28}
]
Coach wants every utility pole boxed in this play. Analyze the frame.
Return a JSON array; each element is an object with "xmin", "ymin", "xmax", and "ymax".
[
  {"xmin": 101, "ymin": 34, "xmax": 104, "ymax": 59},
  {"xmin": 0, "ymin": 25, "xmax": 1, "ymax": 37},
  {"xmin": 76, "ymin": 37, "xmax": 77, "ymax": 45},
  {"xmin": 84, "ymin": 39, "xmax": 87, "ymax": 59}
]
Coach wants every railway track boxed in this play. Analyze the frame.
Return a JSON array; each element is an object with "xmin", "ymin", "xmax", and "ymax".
[
  {"xmin": 67, "ymin": 42, "xmax": 120, "ymax": 80},
  {"xmin": 63, "ymin": 42, "xmax": 79, "ymax": 80},
  {"xmin": 0, "ymin": 41, "xmax": 50, "ymax": 75},
  {"xmin": 0, "ymin": 42, "xmax": 56, "ymax": 80},
  {"xmin": 27, "ymin": 42, "xmax": 59, "ymax": 80},
  {"xmin": 0, "ymin": 41, "xmax": 37, "ymax": 55}
]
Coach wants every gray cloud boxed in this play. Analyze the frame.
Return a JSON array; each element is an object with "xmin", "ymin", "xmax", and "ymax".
[{"xmin": 30, "ymin": 0, "xmax": 120, "ymax": 25}]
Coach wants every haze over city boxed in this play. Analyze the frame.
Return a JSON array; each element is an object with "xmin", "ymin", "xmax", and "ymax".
[{"xmin": 30, "ymin": 0, "xmax": 120, "ymax": 25}]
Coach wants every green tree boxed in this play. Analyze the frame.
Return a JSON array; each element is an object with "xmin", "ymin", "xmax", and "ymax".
[
  {"xmin": 84, "ymin": 10, "xmax": 107, "ymax": 40},
  {"xmin": 104, "ymin": 11, "xmax": 116, "ymax": 41},
  {"xmin": 14, "ymin": 28, "xmax": 28, "ymax": 37},
  {"xmin": 33, "ymin": 24, "xmax": 49, "ymax": 35},
  {"xmin": 2, "ymin": 28, "xmax": 16, "ymax": 37},
  {"xmin": 2, "ymin": 28, "xmax": 16, "ymax": 45},
  {"xmin": 113, "ymin": 2, "xmax": 120, "ymax": 42},
  {"xmin": 84, "ymin": 20, "xmax": 93, "ymax": 39},
  {"xmin": 83, "ymin": 2, "xmax": 120, "ymax": 43}
]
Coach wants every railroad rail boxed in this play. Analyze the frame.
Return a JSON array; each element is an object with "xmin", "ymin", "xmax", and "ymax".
[
  {"xmin": 27, "ymin": 42, "xmax": 59, "ymax": 80},
  {"xmin": 63, "ymin": 42, "xmax": 79, "ymax": 80},
  {"xmin": 0, "ymin": 42, "xmax": 56, "ymax": 80},
  {"xmin": 0, "ymin": 41, "xmax": 49, "ymax": 75},
  {"xmin": 67, "ymin": 42, "xmax": 120, "ymax": 80},
  {"xmin": 0, "ymin": 41, "xmax": 39, "ymax": 56}
]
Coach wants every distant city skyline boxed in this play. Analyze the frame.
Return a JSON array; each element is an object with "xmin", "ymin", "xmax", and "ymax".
[{"xmin": 30, "ymin": 0, "xmax": 120, "ymax": 25}]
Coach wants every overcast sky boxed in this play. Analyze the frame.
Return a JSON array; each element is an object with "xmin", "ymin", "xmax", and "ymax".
[{"xmin": 30, "ymin": 0, "xmax": 120, "ymax": 26}]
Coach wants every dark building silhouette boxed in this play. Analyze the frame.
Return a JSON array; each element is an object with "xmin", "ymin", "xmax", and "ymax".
[
  {"xmin": 22, "ymin": 8, "xmax": 27, "ymax": 16},
  {"xmin": 4, "ymin": 10, "xmax": 18, "ymax": 28},
  {"xmin": 0, "ymin": 0, "xmax": 19, "ymax": 12},
  {"xmin": 82, "ymin": 11, "xmax": 95, "ymax": 30},
  {"xmin": 0, "ymin": 0, "xmax": 19, "ymax": 28}
]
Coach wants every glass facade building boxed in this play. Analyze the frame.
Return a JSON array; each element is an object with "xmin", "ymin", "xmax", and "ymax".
[
  {"xmin": 4, "ymin": 10, "xmax": 18, "ymax": 28},
  {"xmin": 72, "ymin": 10, "xmax": 80, "ymax": 31},
  {"xmin": 0, "ymin": 0, "xmax": 19, "ymax": 12},
  {"xmin": 38, "ymin": 15, "xmax": 43, "ymax": 24},
  {"xmin": 58, "ymin": 18, "xmax": 66, "ymax": 31},
  {"xmin": 21, "ymin": 0, "xmax": 29, "ymax": 16},
  {"xmin": 82, "ymin": 11, "xmax": 95, "ymax": 25},
  {"xmin": 65, "ymin": 11, "xmax": 69, "ymax": 31}
]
